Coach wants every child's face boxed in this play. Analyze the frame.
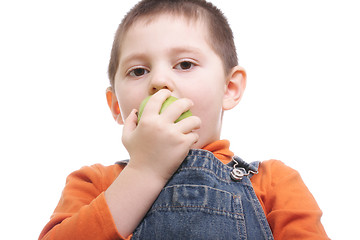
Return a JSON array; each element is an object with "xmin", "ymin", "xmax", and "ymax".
[{"xmin": 113, "ymin": 14, "xmax": 233, "ymax": 148}]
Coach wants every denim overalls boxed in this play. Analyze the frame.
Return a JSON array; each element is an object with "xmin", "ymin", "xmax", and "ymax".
[{"xmin": 117, "ymin": 149, "xmax": 274, "ymax": 239}]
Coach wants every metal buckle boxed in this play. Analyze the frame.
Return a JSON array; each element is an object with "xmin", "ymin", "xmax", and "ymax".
[
  {"xmin": 230, "ymin": 157, "xmax": 258, "ymax": 182},
  {"xmin": 230, "ymin": 167, "xmax": 246, "ymax": 181}
]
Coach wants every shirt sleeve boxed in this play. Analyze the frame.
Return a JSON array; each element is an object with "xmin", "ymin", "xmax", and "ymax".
[
  {"xmin": 38, "ymin": 164, "xmax": 129, "ymax": 240},
  {"xmin": 252, "ymin": 160, "xmax": 329, "ymax": 240}
]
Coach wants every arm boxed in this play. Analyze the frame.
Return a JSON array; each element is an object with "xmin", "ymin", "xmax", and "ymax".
[
  {"xmin": 104, "ymin": 161, "xmax": 166, "ymax": 237},
  {"xmin": 105, "ymin": 89, "xmax": 201, "ymax": 237}
]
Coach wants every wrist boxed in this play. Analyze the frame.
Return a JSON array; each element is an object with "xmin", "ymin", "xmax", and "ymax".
[{"xmin": 126, "ymin": 158, "xmax": 170, "ymax": 188}]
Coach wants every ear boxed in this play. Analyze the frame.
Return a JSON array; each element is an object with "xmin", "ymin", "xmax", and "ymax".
[
  {"xmin": 106, "ymin": 87, "xmax": 124, "ymax": 124},
  {"xmin": 222, "ymin": 66, "xmax": 247, "ymax": 111}
]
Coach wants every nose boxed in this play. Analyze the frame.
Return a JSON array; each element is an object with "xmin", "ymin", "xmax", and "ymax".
[{"xmin": 148, "ymin": 69, "xmax": 174, "ymax": 95}]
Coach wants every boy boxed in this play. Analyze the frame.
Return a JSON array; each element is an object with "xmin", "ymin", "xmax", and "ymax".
[{"xmin": 39, "ymin": 0, "xmax": 329, "ymax": 239}]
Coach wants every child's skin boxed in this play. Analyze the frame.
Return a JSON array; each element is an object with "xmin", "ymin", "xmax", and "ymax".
[{"xmin": 105, "ymin": 14, "xmax": 246, "ymax": 237}]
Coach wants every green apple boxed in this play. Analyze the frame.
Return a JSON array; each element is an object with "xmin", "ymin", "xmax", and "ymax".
[{"xmin": 137, "ymin": 95, "xmax": 192, "ymax": 123}]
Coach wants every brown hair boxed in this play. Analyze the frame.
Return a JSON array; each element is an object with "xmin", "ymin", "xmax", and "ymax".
[{"xmin": 108, "ymin": 0, "xmax": 238, "ymax": 86}]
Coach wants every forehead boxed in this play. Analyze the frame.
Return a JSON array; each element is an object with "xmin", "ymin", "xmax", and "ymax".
[
  {"xmin": 119, "ymin": 14, "xmax": 212, "ymax": 57},
  {"xmin": 126, "ymin": 13, "xmax": 209, "ymax": 38}
]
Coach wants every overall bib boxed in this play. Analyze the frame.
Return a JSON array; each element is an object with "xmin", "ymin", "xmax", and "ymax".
[{"xmin": 118, "ymin": 149, "xmax": 274, "ymax": 239}]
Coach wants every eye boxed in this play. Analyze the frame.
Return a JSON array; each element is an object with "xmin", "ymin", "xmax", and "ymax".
[
  {"xmin": 174, "ymin": 61, "xmax": 195, "ymax": 70},
  {"xmin": 128, "ymin": 68, "xmax": 149, "ymax": 77}
]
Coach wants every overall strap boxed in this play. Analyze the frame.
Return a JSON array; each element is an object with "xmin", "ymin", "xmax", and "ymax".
[{"xmin": 228, "ymin": 155, "xmax": 274, "ymax": 239}]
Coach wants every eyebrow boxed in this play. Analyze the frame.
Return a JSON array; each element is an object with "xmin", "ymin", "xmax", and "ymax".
[
  {"xmin": 120, "ymin": 53, "xmax": 147, "ymax": 67},
  {"xmin": 169, "ymin": 46, "xmax": 203, "ymax": 56}
]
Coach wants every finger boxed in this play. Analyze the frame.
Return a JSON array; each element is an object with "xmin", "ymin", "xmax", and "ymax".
[
  {"xmin": 175, "ymin": 116, "xmax": 201, "ymax": 134},
  {"xmin": 184, "ymin": 131, "xmax": 200, "ymax": 148},
  {"xmin": 141, "ymin": 89, "xmax": 172, "ymax": 119},
  {"xmin": 161, "ymin": 98, "xmax": 194, "ymax": 123}
]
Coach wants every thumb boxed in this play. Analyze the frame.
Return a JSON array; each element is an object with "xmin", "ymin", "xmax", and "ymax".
[{"xmin": 122, "ymin": 109, "xmax": 138, "ymax": 136}]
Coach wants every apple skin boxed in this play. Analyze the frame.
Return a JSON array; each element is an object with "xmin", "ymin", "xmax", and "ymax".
[{"xmin": 137, "ymin": 95, "xmax": 192, "ymax": 123}]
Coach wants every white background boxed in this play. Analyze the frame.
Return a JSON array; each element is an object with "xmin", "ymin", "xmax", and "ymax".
[{"xmin": 1, "ymin": 0, "xmax": 359, "ymax": 239}]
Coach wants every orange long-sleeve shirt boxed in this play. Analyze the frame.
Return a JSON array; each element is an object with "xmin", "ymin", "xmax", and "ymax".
[{"xmin": 39, "ymin": 140, "xmax": 329, "ymax": 239}]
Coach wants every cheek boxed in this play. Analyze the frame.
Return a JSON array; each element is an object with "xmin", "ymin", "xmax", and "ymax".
[
  {"xmin": 190, "ymin": 80, "xmax": 225, "ymax": 113},
  {"xmin": 116, "ymin": 88, "xmax": 143, "ymax": 120},
  {"xmin": 190, "ymin": 90, "xmax": 223, "ymax": 121}
]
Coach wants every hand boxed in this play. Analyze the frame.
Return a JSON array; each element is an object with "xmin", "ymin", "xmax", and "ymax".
[{"xmin": 121, "ymin": 89, "xmax": 201, "ymax": 183}]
